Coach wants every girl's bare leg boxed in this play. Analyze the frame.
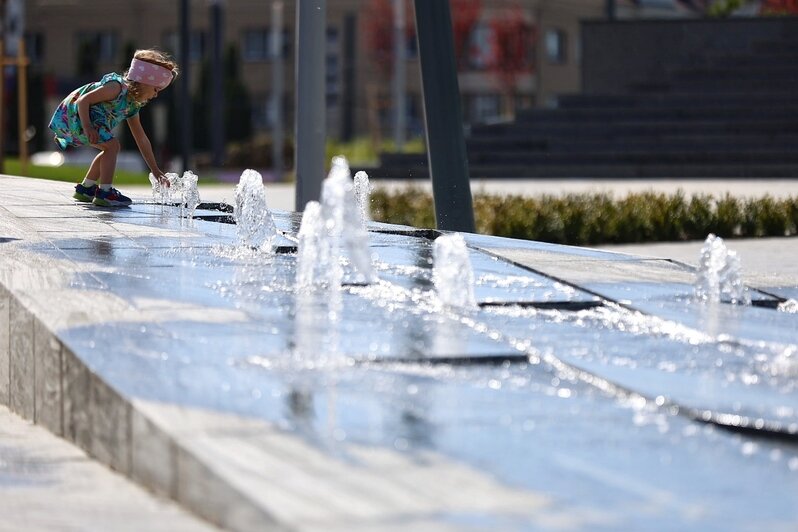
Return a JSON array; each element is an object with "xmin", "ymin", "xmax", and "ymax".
[
  {"xmin": 84, "ymin": 150, "xmax": 104, "ymax": 183},
  {"xmin": 93, "ymin": 139, "xmax": 120, "ymax": 186}
]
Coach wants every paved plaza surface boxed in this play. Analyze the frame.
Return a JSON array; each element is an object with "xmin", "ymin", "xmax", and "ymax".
[
  {"xmin": 1, "ymin": 175, "xmax": 797, "ymax": 531},
  {"xmin": 0, "ymin": 405, "xmax": 215, "ymax": 532}
]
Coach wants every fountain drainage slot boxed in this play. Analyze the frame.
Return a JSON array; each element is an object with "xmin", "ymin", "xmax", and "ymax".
[
  {"xmin": 371, "ymin": 228, "xmax": 443, "ymax": 240},
  {"xmin": 367, "ymin": 353, "xmax": 530, "ymax": 366},
  {"xmin": 747, "ymin": 299, "xmax": 783, "ymax": 310},
  {"xmin": 682, "ymin": 407, "xmax": 798, "ymax": 444},
  {"xmin": 479, "ymin": 300, "xmax": 604, "ymax": 311},
  {"xmin": 274, "ymin": 245, "xmax": 298, "ymax": 254},
  {"xmin": 197, "ymin": 202, "xmax": 234, "ymax": 213},
  {"xmin": 191, "ymin": 212, "xmax": 297, "ymax": 254},
  {"xmin": 193, "ymin": 214, "xmax": 236, "ymax": 224}
]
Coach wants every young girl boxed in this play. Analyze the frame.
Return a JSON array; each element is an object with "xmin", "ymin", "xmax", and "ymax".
[{"xmin": 49, "ymin": 49, "xmax": 178, "ymax": 207}]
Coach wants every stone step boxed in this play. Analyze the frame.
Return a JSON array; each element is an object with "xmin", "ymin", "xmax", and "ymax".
[
  {"xmin": 670, "ymin": 66, "xmax": 798, "ymax": 82},
  {"xmin": 365, "ymin": 161, "xmax": 798, "ymax": 179},
  {"xmin": 471, "ymin": 120, "xmax": 798, "ymax": 137},
  {"xmin": 707, "ymin": 54, "xmax": 798, "ymax": 68},
  {"xmin": 639, "ymin": 77, "xmax": 798, "ymax": 92},
  {"xmin": 467, "ymin": 150, "xmax": 798, "ymax": 165},
  {"xmin": 750, "ymin": 40, "xmax": 798, "ymax": 54},
  {"xmin": 465, "ymin": 136, "xmax": 798, "ymax": 153},
  {"xmin": 513, "ymin": 106, "xmax": 798, "ymax": 124},
  {"xmin": 556, "ymin": 91, "xmax": 798, "ymax": 109},
  {"xmin": 381, "ymin": 150, "xmax": 798, "ymax": 167}
]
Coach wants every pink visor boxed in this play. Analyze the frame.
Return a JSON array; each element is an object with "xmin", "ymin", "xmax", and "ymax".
[{"xmin": 127, "ymin": 58, "xmax": 174, "ymax": 89}]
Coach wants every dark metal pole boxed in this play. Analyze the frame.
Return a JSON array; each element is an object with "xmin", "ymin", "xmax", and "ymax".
[
  {"xmin": 294, "ymin": 0, "xmax": 327, "ymax": 211},
  {"xmin": 392, "ymin": 0, "xmax": 406, "ymax": 150},
  {"xmin": 271, "ymin": 1, "xmax": 284, "ymax": 182},
  {"xmin": 179, "ymin": 0, "xmax": 192, "ymax": 172},
  {"xmin": 606, "ymin": 0, "xmax": 616, "ymax": 20},
  {"xmin": 0, "ymin": 0, "xmax": 6, "ymax": 174},
  {"xmin": 413, "ymin": 0, "xmax": 475, "ymax": 232},
  {"xmin": 341, "ymin": 13, "xmax": 356, "ymax": 141},
  {"xmin": 210, "ymin": 0, "xmax": 224, "ymax": 167}
]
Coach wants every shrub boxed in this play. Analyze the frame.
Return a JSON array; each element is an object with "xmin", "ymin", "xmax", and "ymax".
[
  {"xmin": 741, "ymin": 196, "xmax": 791, "ymax": 237},
  {"xmin": 370, "ymin": 188, "xmax": 798, "ymax": 245},
  {"xmin": 714, "ymin": 194, "xmax": 742, "ymax": 237},
  {"xmin": 684, "ymin": 194, "xmax": 714, "ymax": 240}
]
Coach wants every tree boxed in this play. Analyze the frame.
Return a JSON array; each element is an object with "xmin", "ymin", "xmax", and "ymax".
[
  {"xmin": 361, "ymin": 0, "xmax": 415, "ymax": 148},
  {"xmin": 363, "ymin": 0, "xmax": 480, "ymax": 72},
  {"xmin": 193, "ymin": 44, "xmax": 251, "ymax": 154},
  {"xmin": 223, "ymin": 45, "xmax": 252, "ymax": 144},
  {"xmin": 674, "ymin": 0, "xmax": 713, "ymax": 12},
  {"xmin": 488, "ymin": 4, "xmax": 535, "ymax": 117},
  {"xmin": 450, "ymin": 0, "xmax": 482, "ymax": 70},
  {"xmin": 760, "ymin": 0, "xmax": 798, "ymax": 14},
  {"xmin": 362, "ymin": 0, "xmax": 415, "ymax": 81}
]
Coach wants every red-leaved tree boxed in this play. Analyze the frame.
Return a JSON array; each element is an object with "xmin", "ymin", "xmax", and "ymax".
[
  {"xmin": 361, "ymin": 0, "xmax": 416, "ymax": 146},
  {"xmin": 362, "ymin": 0, "xmax": 416, "ymax": 80},
  {"xmin": 489, "ymin": 4, "xmax": 536, "ymax": 117},
  {"xmin": 760, "ymin": 0, "xmax": 798, "ymax": 13},
  {"xmin": 450, "ymin": 0, "xmax": 483, "ymax": 69}
]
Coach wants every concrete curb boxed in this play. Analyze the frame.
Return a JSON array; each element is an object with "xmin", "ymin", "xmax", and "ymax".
[{"xmin": 0, "ymin": 283, "xmax": 296, "ymax": 530}]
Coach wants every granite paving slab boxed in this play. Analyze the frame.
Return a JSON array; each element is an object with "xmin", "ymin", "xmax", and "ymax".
[
  {"xmin": 1, "ymin": 176, "xmax": 797, "ymax": 531},
  {"xmin": 0, "ymin": 405, "xmax": 215, "ymax": 531}
]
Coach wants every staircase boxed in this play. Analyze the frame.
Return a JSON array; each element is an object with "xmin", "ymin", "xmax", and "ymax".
[{"xmin": 365, "ymin": 19, "xmax": 798, "ymax": 179}]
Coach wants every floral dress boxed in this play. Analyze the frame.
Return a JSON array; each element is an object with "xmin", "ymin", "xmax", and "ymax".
[{"xmin": 48, "ymin": 72, "xmax": 142, "ymax": 149}]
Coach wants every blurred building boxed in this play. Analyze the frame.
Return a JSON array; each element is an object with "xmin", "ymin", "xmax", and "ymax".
[{"xmin": 19, "ymin": 0, "xmax": 702, "ymax": 157}]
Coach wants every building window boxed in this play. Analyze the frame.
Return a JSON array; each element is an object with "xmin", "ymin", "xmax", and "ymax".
[
  {"xmin": 25, "ymin": 33, "xmax": 45, "ymax": 63},
  {"xmin": 164, "ymin": 31, "xmax": 206, "ymax": 61},
  {"xmin": 326, "ymin": 27, "xmax": 340, "ymax": 107},
  {"xmin": 243, "ymin": 30, "xmax": 269, "ymax": 61},
  {"xmin": 242, "ymin": 29, "xmax": 291, "ymax": 62},
  {"xmin": 469, "ymin": 93, "xmax": 501, "ymax": 123},
  {"xmin": 251, "ymin": 96, "xmax": 269, "ymax": 131},
  {"xmin": 545, "ymin": 28, "xmax": 567, "ymax": 64},
  {"xmin": 76, "ymin": 31, "xmax": 118, "ymax": 75},
  {"xmin": 76, "ymin": 31, "xmax": 118, "ymax": 62}
]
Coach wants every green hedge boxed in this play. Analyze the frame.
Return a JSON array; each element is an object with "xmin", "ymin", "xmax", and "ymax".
[{"xmin": 370, "ymin": 188, "xmax": 798, "ymax": 245}]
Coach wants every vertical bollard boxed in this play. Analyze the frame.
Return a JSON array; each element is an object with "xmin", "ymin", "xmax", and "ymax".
[
  {"xmin": 294, "ymin": 0, "xmax": 327, "ymax": 212},
  {"xmin": 17, "ymin": 38, "xmax": 27, "ymax": 175},
  {"xmin": 271, "ymin": 1, "xmax": 284, "ymax": 182},
  {"xmin": 414, "ymin": 0, "xmax": 475, "ymax": 233},
  {"xmin": 0, "ymin": 37, "xmax": 5, "ymax": 175},
  {"xmin": 210, "ymin": 0, "xmax": 225, "ymax": 167},
  {"xmin": 392, "ymin": 0, "xmax": 406, "ymax": 150},
  {"xmin": 179, "ymin": 0, "xmax": 192, "ymax": 173}
]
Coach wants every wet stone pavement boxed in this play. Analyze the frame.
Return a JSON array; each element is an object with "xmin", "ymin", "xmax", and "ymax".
[{"xmin": 0, "ymin": 175, "xmax": 797, "ymax": 531}]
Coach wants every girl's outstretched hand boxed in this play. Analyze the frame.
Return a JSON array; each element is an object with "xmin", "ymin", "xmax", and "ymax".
[{"xmin": 156, "ymin": 173, "xmax": 171, "ymax": 188}]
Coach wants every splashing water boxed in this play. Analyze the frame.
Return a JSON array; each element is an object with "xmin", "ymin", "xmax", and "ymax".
[
  {"xmin": 179, "ymin": 170, "xmax": 201, "ymax": 219},
  {"xmin": 233, "ymin": 169, "xmax": 278, "ymax": 250},
  {"xmin": 778, "ymin": 299, "xmax": 798, "ymax": 314},
  {"xmin": 433, "ymin": 233, "xmax": 477, "ymax": 309},
  {"xmin": 296, "ymin": 201, "xmax": 329, "ymax": 290},
  {"xmin": 295, "ymin": 156, "xmax": 377, "ymax": 290},
  {"xmin": 694, "ymin": 234, "xmax": 750, "ymax": 305},
  {"xmin": 353, "ymin": 170, "xmax": 372, "ymax": 227},
  {"xmin": 149, "ymin": 172, "xmax": 177, "ymax": 205},
  {"xmin": 321, "ymin": 157, "xmax": 376, "ymax": 284},
  {"xmin": 149, "ymin": 171, "xmax": 201, "ymax": 219}
]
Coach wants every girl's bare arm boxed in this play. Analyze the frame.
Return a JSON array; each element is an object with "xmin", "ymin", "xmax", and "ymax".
[
  {"xmin": 75, "ymin": 82, "xmax": 122, "ymax": 145},
  {"xmin": 127, "ymin": 114, "xmax": 167, "ymax": 183}
]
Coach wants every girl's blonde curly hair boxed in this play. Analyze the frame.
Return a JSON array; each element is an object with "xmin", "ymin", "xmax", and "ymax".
[{"xmin": 124, "ymin": 49, "xmax": 179, "ymax": 104}]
